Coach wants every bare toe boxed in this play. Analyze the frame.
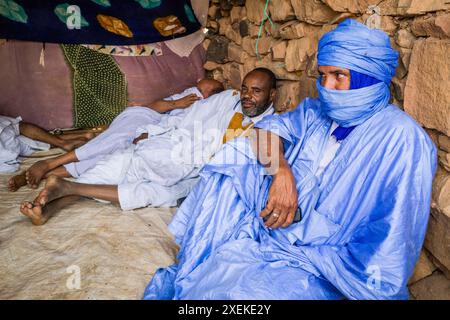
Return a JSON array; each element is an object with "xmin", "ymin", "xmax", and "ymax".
[
  {"xmin": 8, "ymin": 173, "xmax": 27, "ymax": 192},
  {"xmin": 20, "ymin": 201, "xmax": 33, "ymax": 214},
  {"xmin": 35, "ymin": 189, "xmax": 49, "ymax": 206},
  {"xmin": 7, "ymin": 178, "xmax": 14, "ymax": 190}
]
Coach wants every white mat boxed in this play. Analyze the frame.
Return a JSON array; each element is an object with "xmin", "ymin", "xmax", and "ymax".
[{"xmin": 0, "ymin": 149, "xmax": 178, "ymax": 299}]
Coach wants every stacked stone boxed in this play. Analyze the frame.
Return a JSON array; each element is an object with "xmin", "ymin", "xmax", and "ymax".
[{"xmin": 204, "ymin": 0, "xmax": 450, "ymax": 287}]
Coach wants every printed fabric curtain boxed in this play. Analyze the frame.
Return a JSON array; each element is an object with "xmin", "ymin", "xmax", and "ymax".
[{"xmin": 0, "ymin": 0, "xmax": 202, "ymax": 45}]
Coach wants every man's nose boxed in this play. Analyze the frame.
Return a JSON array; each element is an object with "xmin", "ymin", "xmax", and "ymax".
[
  {"xmin": 242, "ymin": 91, "xmax": 251, "ymax": 99},
  {"xmin": 322, "ymin": 76, "xmax": 336, "ymax": 90}
]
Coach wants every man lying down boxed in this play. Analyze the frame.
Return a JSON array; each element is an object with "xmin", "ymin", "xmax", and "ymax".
[
  {"xmin": 143, "ymin": 19, "xmax": 437, "ymax": 300},
  {"xmin": 8, "ymin": 78, "xmax": 224, "ymax": 191},
  {"xmin": 19, "ymin": 68, "xmax": 279, "ymax": 226},
  {"xmin": 1, "ymin": 115, "xmax": 94, "ymax": 174}
]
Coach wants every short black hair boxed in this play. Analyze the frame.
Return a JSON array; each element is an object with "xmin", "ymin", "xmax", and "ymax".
[
  {"xmin": 211, "ymin": 84, "xmax": 225, "ymax": 95},
  {"xmin": 249, "ymin": 67, "xmax": 277, "ymax": 89}
]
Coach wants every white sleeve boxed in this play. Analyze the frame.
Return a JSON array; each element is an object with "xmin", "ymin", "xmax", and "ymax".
[{"xmin": 163, "ymin": 86, "xmax": 203, "ymax": 101}]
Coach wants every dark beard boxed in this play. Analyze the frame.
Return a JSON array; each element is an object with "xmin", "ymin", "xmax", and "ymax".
[{"xmin": 242, "ymin": 102, "xmax": 270, "ymax": 117}]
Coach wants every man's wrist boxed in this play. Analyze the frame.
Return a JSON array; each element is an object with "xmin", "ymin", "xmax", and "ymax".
[
  {"xmin": 273, "ymin": 158, "xmax": 290, "ymax": 176},
  {"xmin": 278, "ymin": 157, "xmax": 289, "ymax": 169}
]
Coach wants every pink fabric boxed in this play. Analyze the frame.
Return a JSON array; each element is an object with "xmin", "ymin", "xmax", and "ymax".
[
  {"xmin": 115, "ymin": 42, "xmax": 206, "ymax": 105},
  {"xmin": 0, "ymin": 41, "xmax": 73, "ymax": 130},
  {"xmin": 0, "ymin": 41, "xmax": 206, "ymax": 130}
]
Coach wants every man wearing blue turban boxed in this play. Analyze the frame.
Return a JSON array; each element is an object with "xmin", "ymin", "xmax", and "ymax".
[{"xmin": 143, "ymin": 19, "xmax": 437, "ymax": 300}]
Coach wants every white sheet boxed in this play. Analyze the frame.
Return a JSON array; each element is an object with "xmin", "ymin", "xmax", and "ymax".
[
  {"xmin": 0, "ymin": 116, "xmax": 50, "ymax": 173},
  {"xmin": 0, "ymin": 151, "xmax": 178, "ymax": 299}
]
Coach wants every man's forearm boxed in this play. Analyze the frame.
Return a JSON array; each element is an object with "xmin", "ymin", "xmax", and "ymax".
[
  {"xmin": 145, "ymin": 100, "xmax": 177, "ymax": 113},
  {"xmin": 253, "ymin": 128, "xmax": 299, "ymax": 228},
  {"xmin": 252, "ymin": 129, "xmax": 287, "ymax": 175}
]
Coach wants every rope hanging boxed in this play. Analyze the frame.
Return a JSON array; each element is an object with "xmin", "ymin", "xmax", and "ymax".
[{"xmin": 255, "ymin": 0, "xmax": 273, "ymax": 60}]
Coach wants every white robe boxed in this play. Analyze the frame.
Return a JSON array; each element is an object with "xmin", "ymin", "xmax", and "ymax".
[
  {"xmin": 64, "ymin": 87, "xmax": 202, "ymax": 177},
  {"xmin": 0, "ymin": 116, "xmax": 50, "ymax": 173},
  {"xmin": 77, "ymin": 89, "xmax": 275, "ymax": 210}
]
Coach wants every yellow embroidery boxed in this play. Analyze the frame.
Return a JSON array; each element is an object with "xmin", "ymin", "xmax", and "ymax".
[{"xmin": 222, "ymin": 112, "xmax": 254, "ymax": 144}]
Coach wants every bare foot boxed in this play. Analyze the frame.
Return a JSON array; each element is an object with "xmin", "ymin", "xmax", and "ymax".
[
  {"xmin": 8, "ymin": 172, "xmax": 27, "ymax": 192},
  {"xmin": 26, "ymin": 160, "xmax": 50, "ymax": 189},
  {"xmin": 20, "ymin": 201, "xmax": 49, "ymax": 225},
  {"xmin": 83, "ymin": 132, "xmax": 95, "ymax": 141},
  {"xmin": 59, "ymin": 131, "xmax": 95, "ymax": 142},
  {"xmin": 61, "ymin": 139, "xmax": 88, "ymax": 152},
  {"xmin": 20, "ymin": 175, "xmax": 69, "ymax": 226},
  {"xmin": 34, "ymin": 175, "xmax": 68, "ymax": 206}
]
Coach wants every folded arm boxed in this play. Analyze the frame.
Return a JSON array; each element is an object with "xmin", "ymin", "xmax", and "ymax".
[
  {"xmin": 250, "ymin": 128, "xmax": 298, "ymax": 229},
  {"xmin": 129, "ymin": 94, "xmax": 201, "ymax": 113}
]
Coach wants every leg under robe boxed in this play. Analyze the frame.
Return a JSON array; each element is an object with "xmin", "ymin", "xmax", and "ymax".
[
  {"xmin": 76, "ymin": 137, "xmax": 199, "ymax": 210},
  {"xmin": 64, "ymin": 107, "xmax": 162, "ymax": 177}
]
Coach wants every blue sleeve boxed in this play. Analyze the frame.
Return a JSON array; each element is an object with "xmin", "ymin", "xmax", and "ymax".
[
  {"xmin": 168, "ymin": 176, "xmax": 208, "ymax": 244},
  {"xmin": 300, "ymin": 130, "xmax": 437, "ymax": 299},
  {"xmin": 255, "ymin": 98, "xmax": 320, "ymax": 152}
]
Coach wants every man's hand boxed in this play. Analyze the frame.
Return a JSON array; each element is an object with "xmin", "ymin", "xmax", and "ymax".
[
  {"xmin": 173, "ymin": 94, "xmax": 201, "ymax": 109},
  {"xmin": 260, "ymin": 160, "xmax": 298, "ymax": 229},
  {"xmin": 133, "ymin": 133, "xmax": 148, "ymax": 144},
  {"xmin": 139, "ymin": 93, "xmax": 201, "ymax": 113}
]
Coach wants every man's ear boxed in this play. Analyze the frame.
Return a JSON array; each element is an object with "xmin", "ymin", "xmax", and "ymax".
[{"xmin": 270, "ymin": 88, "xmax": 277, "ymax": 102}]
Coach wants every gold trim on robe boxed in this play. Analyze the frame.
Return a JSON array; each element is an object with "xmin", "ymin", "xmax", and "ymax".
[{"xmin": 222, "ymin": 112, "xmax": 255, "ymax": 144}]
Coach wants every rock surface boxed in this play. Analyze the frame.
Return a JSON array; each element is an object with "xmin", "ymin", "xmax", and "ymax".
[{"xmin": 404, "ymin": 38, "xmax": 450, "ymax": 135}]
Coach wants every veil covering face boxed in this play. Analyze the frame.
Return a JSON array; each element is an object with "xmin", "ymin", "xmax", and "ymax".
[{"xmin": 316, "ymin": 19, "xmax": 399, "ymax": 127}]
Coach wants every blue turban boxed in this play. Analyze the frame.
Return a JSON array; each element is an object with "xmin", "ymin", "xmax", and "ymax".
[
  {"xmin": 318, "ymin": 19, "xmax": 398, "ymax": 84},
  {"xmin": 316, "ymin": 19, "xmax": 399, "ymax": 127}
]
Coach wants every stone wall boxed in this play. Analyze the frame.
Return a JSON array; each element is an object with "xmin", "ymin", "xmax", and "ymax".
[{"xmin": 203, "ymin": 0, "xmax": 450, "ymax": 286}]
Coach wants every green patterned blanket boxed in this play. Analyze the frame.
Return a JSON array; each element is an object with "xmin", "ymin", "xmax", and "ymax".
[{"xmin": 61, "ymin": 44, "xmax": 127, "ymax": 128}]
